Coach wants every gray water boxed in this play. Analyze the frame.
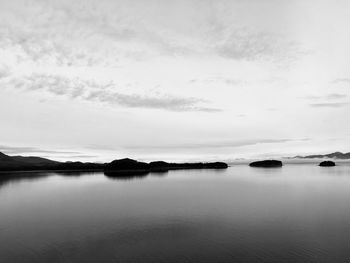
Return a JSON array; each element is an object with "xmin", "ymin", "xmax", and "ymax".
[{"xmin": 1, "ymin": 164, "xmax": 350, "ymax": 263}]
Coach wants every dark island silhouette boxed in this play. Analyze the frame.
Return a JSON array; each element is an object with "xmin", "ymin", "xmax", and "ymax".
[
  {"xmin": 0, "ymin": 152, "xmax": 104, "ymax": 171},
  {"xmin": 104, "ymin": 158, "xmax": 228, "ymax": 177},
  {"xmin": 319, "ymin": 161, "xmax": 336, "ymax": 167},
  {"xmin": 0, "ymin": 152, "xmax": 228, "ymax": 175},
  {"xmin": 249, "ymin": 160, "xmax": 283, "ymax": 168}
]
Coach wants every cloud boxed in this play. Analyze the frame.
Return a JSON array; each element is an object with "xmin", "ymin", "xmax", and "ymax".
[
  {"xmin": 266, "ymin": 108, "xmax": 278, "ymax": 112},
  {"xmin": 189, "ymin": 77, "xmax": 247, "ymax": 86},
  {"xmin": 0, "ymin": 0, "xmax": 306, "ymax": 68},
  {"xmin": 325, "ymin": 93, "xmax": 347, "ymax": 100},
  {"xmin": 306, "ymin": 93, "xmax": 347, "ymax": 100},
  {"xmin": 310, "ymin": 102, "xmax": 348, "ymax": 108},
  {"xmin": 86, "ymin": 90, "xmax": 221, "ymax": 112},
  {"xmin": 41, "ymin": 155, "xmax": 99, "ymax": 159},
  {"xmin": 124, "ymin": 138, "xmax": 297, "ymax": 150},
  {"xmin": 6, "ymin": 74, "xmax": 221, "ymax": 112},
  {"xmin": 0, "ymin": 145, "xmax": 81, "ymax": 155},
  {"xmin": 212, "ymin": 27, "xmax": 302, "ymax": 62},
  {"xmin": 332, "ymin": 78, "xmax": 350, "ymax": 84},
  {"xmin": 0, "ymin": 0, "xmax": 197, "ymax": 67},
  {"xmin": 306, "ymin": 94, "xmax": 348, "ymax": 108},
  {"xmin": 0, "ymin": 65, "xmax": 10, "ymax": 79}
]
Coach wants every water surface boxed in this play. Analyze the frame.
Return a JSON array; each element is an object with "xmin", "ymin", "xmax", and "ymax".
[{"xmin": 1, "ymin": 164, "xmax": 350, "ymax": 263}]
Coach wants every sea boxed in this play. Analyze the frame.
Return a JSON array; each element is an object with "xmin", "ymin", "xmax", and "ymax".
[{"xmin": 1, "ymin": 163, "xmax": 350, "ymax": 263}]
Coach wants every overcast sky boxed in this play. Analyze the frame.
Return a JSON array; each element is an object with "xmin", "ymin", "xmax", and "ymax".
[{"xmin": 0, "ymin": 0, "xmax": 350, "ymax": 162}]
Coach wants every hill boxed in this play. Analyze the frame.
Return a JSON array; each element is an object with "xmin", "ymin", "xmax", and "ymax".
[
  {"xmin": 0, "ymin": 152, "xmax": 103, "ymax": 171},
  {"xmin": 0, "ymin": 152, "xmax": 59, "ymax": 170},
  {"xmin": 295, "ymin": 152, "xmax": 350, "ymax": 159},
  {"xmin": 0, "ymin": 152, "xmax": 228, "ymax": 173}
]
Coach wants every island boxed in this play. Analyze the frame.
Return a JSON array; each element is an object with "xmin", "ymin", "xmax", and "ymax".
[
  {"xmin": 319, "ymin": 161, "xmax": 336, "ymax": 167},
  {"xmin": 104, "ymin": 158, "xmax": 228, "ymax": 177},
  {"xmin": 249, "ymin": 160, "xmax": 283, "ymax": 168},
  {"xmin": 0, "ymin": 152, "xmax": 228, "ymax": 175},
  {"xmin": 0, "ymin": 151, "xmax": 105, "ymax": 172}
]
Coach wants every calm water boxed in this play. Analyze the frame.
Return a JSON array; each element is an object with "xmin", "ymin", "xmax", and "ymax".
[{"xmin": 1, "ymin": 164, "xmax": 350, "ymax": 263}]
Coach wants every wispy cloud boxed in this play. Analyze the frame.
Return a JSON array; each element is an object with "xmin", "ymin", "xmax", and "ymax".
[
  {"xmin": 332, "ymin": 78, "xmax": 350, "ymax": 84},
  {"xmin": 325, "ymin": 93, "xmax": 347, "ymax": 100},
  {"xmin": 306, "ymin": 93, "xmax": 347, "ymax": 100},
  {"xmin": 310, "ymin": 102, "xmax": 348, "ymax": 108},
  {"xmin": 306, "ymin": 93, "xmax": 348, "ymax": 108},
  {"xmin": 214, "ymin": 28, "xmax": 301, "ymax": 62},
  {"xmin": 189, "ymin": 77, "xmax": 247, "ymax": 86},
  {"xmin": 5, "ymin": 74, "xmax": 221, "ymax": 112},
  {"xmin": 0, "ymin": 65, "xmax": 10, "ymax": 79},
  {"xmin": 0, "ymin": 145, "xmax": 81, "ymax": 155},
  {"xmin": 0, "ymin": 0, "xmax": 306, "ymax": 69},
  {"xmin": 124, "ymin": 138, "xmax": 301, "ymax": 150},
  {"xmin": 41, "ymin": 155, "xmax": 99, "ymax": 159}
]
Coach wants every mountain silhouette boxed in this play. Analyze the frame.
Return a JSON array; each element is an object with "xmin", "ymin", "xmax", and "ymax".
[
  {"xmin": 0, "ymin": 152, "xmax": 59, "ymax": 170},
  {"xmin": 0, "ymin": 152, "xmax": 103, "ymax": 171},
  {"xmin": 0, "ymin": 152, "xmax": 228, "ymax": 173},
  {"xmin": 295, "ymin": 152, "xmax": 350, "ymax": 159}
]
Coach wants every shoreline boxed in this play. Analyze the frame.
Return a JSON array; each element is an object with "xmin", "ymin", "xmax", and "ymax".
[{"xmin": 0, "ymin": 169, "xmax": 104, "ymax": 174}]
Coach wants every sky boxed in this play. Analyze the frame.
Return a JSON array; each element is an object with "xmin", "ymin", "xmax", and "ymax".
[{"xmin": 0, "ymin": 0, "xmax": 350, "ymax": 162}]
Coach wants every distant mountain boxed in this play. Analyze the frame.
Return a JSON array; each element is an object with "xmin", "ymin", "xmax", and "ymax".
[
  {"xmin": 0, "ymin": 152, "xmax": 103, "ymax": 171},
  {"xmin": 294, "ymin": 152, "xmax": 350, "ymax": 159},
  {"xmin": 0, "ymin": 152, "xmax": 228, "ymax": 172},
  {"xmin": 0, "ymin": 152, "xmax": 58, "ymax": 170}
]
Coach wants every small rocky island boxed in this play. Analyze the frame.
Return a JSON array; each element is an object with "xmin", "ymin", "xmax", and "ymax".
[
  {"xmin": 249, "ymin": 160, "xmax": 283, "ymax": 168},
  {"xmin": 319, "ymin": 161, "xmax": 336, "ymax": 167},
  {"xmin": 104, "ymin": 158, "xmax": 228, "ymax": 176}
]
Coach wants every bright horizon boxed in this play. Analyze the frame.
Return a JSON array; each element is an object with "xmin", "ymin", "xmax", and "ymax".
[{"xmin": 1, "ymin": 0, "xmax": 350, "ymax": 162}]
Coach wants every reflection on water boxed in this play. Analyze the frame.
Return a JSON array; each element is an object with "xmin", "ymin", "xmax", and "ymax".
[
  {"xmin": 0, "ymin": 171, "xmax": 99, "ymax": 189},
  {"xmin": 1, "ymin": 164, "xmax": 350, "ymax": 262},
  {"xmin": 104, "ymin": 170, "xmax": 152, "ymax": 181},
  {"xmin": 0, "ymin": 172, "xmax": 48, "ymax": 189}
]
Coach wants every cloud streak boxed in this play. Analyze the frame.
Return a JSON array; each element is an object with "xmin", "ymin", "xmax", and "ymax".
[
  {"xmin": 214, "ymin": 28, "xmax": 301, "ymax": 62},
  {"xmin": 124, "ymin": 138, "xmax": 301, "ymax": 150},
  {"xmin": 306, "ymin": 93, "xmax": 347, "ymax": 100},
  {"xmin": 0, "ymin": 145, "xmax": 81, "ymax": 155},
  {"xmin": 306, "ymin": 93, "xmax": 348, "ymax": 108},
  {"xmin": 5, "ymin": 74, "xmax": 221, "ymax": 112},
  {"xmin": 332, "ymin": 78, "xmax": 350, "ymax": 84},
  {"xmin": 310, "ymin": 102, "xmax": 348, "ymax": 108}
]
